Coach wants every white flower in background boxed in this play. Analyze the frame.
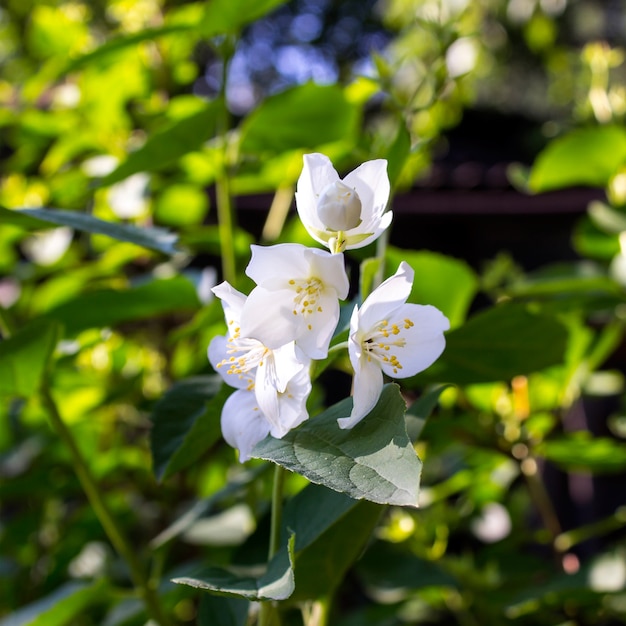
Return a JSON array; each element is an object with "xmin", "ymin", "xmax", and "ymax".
[
  {"xmin": 107, "ymin": 173, "xmax": 149, "ymax": 219},
  {"xmin": 82, "ymin": 155, "xmax": 148, "ymax": 219},
  {"xmin": 339, "ymin": 262, "xmax": 450, "ymax": 429},
  {"xmin": 243, "ymin": 243, "xmax": 349, "ymax": 359},
  {"xmin": 21, "ymin": 227, "xmax": 73, "ymax": 266},
  {"xmin": 220, "ymin": 366, "xmax": 311, "ymax": 462},
  {"xmin": 296, "ymin": 153, "xmax": 391, "ymax": 253},
  {"xmin": 208, "ymin": 281, "xmax": 310, "ymax": 436}
]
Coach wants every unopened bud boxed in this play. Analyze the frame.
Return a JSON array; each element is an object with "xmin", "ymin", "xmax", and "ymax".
[{"xmin": 316, "ymin": 181, "xmax": 362, "ymax": 231}]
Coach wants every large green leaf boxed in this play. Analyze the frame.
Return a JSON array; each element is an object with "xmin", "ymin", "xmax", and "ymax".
[
  {"xmin": 150, "ymin": 376, "xmax": 226, "ymax": 481},
  {"xmin": 239, "ymin": 83, "xmax": 359, "ymax": 156},
  {"xmin": 528, "ymin": 126, "xmax": 626, "ymax": 192},
  {"xmin": 252, "ymin": 384, "xmax": 422, "ymax": 507},
  {"xmin": 0, "ymin": 319, "xmax": 58, "ymax": 398},
  {"xmin": 420, "ymin": 302, "xmax": 569, "ymax": 384},
  {"xmin": 42, "ymin": 275, "xmax": 200, "ymax": 335},
  {"xmin": 98, "ymin": 102, "xmax": 221, "ymax": 186},
  {"xmin": 386, "ymin": 248, "xmax": 478, "ymax": 329},
  {"xmin": 172, "ymin": 533, "xmax": 295, "ymax": 601},
  {"xmin": 290, "ymin": 500, "xmax": 382, "ymax": 601},
  {"xmin": 0, "ymin": 207, "xmax": 179, "ymax": 255},
  {"xmin": 200, "ymin": 0, "xmax": 288, "ymax": 37},
  {"xmin": 0, "ymin": 580, "xmax": 107, "ymax": 626}
]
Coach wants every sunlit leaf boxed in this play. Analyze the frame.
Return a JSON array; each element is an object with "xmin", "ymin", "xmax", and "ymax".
[
  {"xmin": 239, "ymin": 83, "xmax": 359, "ymax": 156},
  {"xmin": 42, "ymin": 276, "xmax": 200, "ymax": 335},
  {"xmin": 0, "ymin": 207, "xmax": 179, "ymax": 255},
  {"xmin": 200, "ymin": 0, "xmax": 288, "ymax": 37},
  {"xmin": 419, "ymin": 302, "xmax": 569, "ymax": 384},
  {"xmin": 528, "ymin": 126, "xmax": 626, "ymax": 192},
  {"xmin": 386, "ymin": 247, "xmax": 478, "ymax": 329},
  {"xmin": 150, "ymin": 376, "xmax": 226, "ymax": 481},
  {"xmin": 252, "ymin": 384, "xmax": 422, "ymax": 507},
  {"xmin": 0, "ymin": 319, "xmax": 59, "ymax": 398},
  {"xmin": 172, "ymin": 533, "xmax": 295, "ymax": 601},
  {"xmin": 60, "ymin": 24, "xmax": 194, "ymax": 75},
  {"xmin": 536, "ymin": 433, "xmax": 626, "ymax": 473},
  {"xmin": 0, "ymin": 580, "xmax": 108, "ymax": 626},
  {"xmin": 98, "ymin": 101, "xmax": 221, "ymax": 186}
]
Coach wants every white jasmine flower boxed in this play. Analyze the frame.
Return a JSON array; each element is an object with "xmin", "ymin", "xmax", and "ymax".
[
  {"xmin": 339, "ymin": 262, "xmax": 450, "ymax": 429},
  {"xmin": 208, "ymin": 281, "xmax": 310, "ymax": 436},
  {"xmin": 243, "ymin": 243, "xmax": 349, "ymax": 359},
  {"xmin": 295, "ymin": 153, "xmax": 392, "ymax": 253},
  {"xmin": 221, "ymin": 366, "xmax": 311, "ymax": 462}
]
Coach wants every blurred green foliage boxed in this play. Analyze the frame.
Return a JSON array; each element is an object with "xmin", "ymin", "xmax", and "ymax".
[{"xmin": 2, "ymin": 1, "xmax": 626, "ymax": 625}]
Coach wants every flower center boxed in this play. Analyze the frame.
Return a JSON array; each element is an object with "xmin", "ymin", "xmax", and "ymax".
[
  {"xmin": 316, "ymin": 180, "xmax": 362, "ymax": 231},
  {"xmin": 289, "ymin": 277, "xmax": 323, "ymax": 330},
  {"xmin": 216, "ymin": 325, "xmax": 268, "ymax": 388},
  {"xmin": 362, "ymin": 318, "xmax": 414, "ymax": 375}
]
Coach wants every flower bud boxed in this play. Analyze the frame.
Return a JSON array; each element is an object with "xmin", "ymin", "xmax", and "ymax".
[{"xmin": 316, "ymin": 181, "xmax": 362, "ymax": 231}]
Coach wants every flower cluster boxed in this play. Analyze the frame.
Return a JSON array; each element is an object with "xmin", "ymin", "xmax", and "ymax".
[{"xmin": 209, "ymin": 153, "xmax": 450, "ymax": 461}]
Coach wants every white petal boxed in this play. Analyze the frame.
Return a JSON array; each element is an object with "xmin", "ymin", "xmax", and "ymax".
[
  {"xmin": 212, "ymin": 281, "xmax": 247, "ymax": 325},
  {"xmin": 220, "ymin": 390, "xmax": 271, "ymax": 462},
  {"xmin": 254, "ymin": 359, "xmax": 281, "ymax": 431},
  {"xmin": 381, "ymin": 305, "xmax": 449, "ymax": 378},
  {"xmin": 306, "ymin": 247, "xmax": 349, "ymax": 299},
  {"xmin": 295, "ymin": 292, "xmax": 340, "ymax": 359},
  {"xmin": 343, "ymin": 159, "xmax": 390, "ymax": 223},
  {"xmin": 359, "ymin": 262, "xmax": 414, "ymax": 331},
  {"xmin": 246, "ymin": 243, "xmax": 310, "ymax": 285},
  {"xmin": 240, "ymin": 286, "xmax": 300, "ymax": 349},
  {"xmin": 346, "ymin": 210, "xmax": 393, "ymax": 250},
  {"xmin": 208, "ymin": 335, "xmax": 252, "ymax": 390},
  {"xmin": 268, "ymin": 366, "xmax": 311, "ymax": 438},
  {"xmin": 296, "ymin": 153, "xmax": 339, "ymax": 240},
  {"xmin": 338, "ymin": 356, "xmax": 383, "ymax": 429},
  {"xmin": 272, "ymin": 343, "xmax": 308, "ymax": 391}
]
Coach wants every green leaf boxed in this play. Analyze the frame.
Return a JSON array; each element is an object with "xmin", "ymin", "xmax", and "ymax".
[
  {"xmin": 42, "ymin": 275, "xmax": 200, "ymax": 336},
  {"xmin": 150, "ymin": 376, "xmax": 226, "ymax": 481},
  {"xmin": 0, "ymin": 207, "xmax": 179, "ymax": 256},
  {"xmin": 0, "ymin": 319, "xmax": 59, "ymax": 398},
  {"xmin": 200, "ymin": 0, "xmax": 288, "ymax": 37},
  {"xmin": 357, "ymin": 540, "xmax": 457, "ymax": 593},
  {"xmin": 60, "ymin": 24, "xmax": 194, "ymax": 75},
  {"xmin": 0, "ymin": 580, "xmax": 107, "ymax": 626},
  {"xmin": 252, "ymin": 384, "xmax": 422, "ymax": 507},
  {"xmin": 239, "ymin": 83, "xmax": 359, "ymax": 156},
  {"xmin": 406, "ymin": 384, "xmax": 453, "ymax": 441},
  {"xmin": 282, "ymin": 483, "xmax": 361, "ymax": 552},
  {"xmin": 98, "ymin": 102, "xmax": 221, "ymax": 186},
  {"xmin": 290, "ymin": 499, "xmax": 382, "ymax": 601},
  {"xmin": 386, "ymin": 248, "xmax": 478, "ymax": 328},
  {"xmin": 386, "ymin": 124, "xmax": 411, "ymax": 189},
  {"xmin": 421, "ymin": 303, "xmax": 569, "ymax": 384},
  {"xmin": 536, "ymin": 433, "xmax": 626, "ymax": 473},
  {"xmin": 359, "ymin": 257, "xmax": 382, "ymax": 301},
  {"xmin": 172, "ymin": 533, "xmax": 295, "ymax": 601},
  {"xmin": 197, "ymin": 594, "xmax": 249, "ymax": 626},
  {"xmin": 573, "ymin": 215, "xmax": 620, "ymax": 261},
  {"xmin": 528, "ymin": 126, "xmax": 626, "ymax": 192}
]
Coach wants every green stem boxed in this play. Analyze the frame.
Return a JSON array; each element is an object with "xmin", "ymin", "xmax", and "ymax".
[
  {"xmin": 215, "ymin": 36, "xmax": 237, "ymax": 287},
  {"xmin": 258, "ymin": 464, "xmax": 286, "ymax": 626},
  {"xmin": 42, "ymin": 387, "xmax": 174, "ymax": 626},
  {"xmin": 0, "ymin": 305, "xmax": 15, "ymax": 339},
  {"xmin": 216, "ymin": 171, "xmax": 237, "ymax": 286}
]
